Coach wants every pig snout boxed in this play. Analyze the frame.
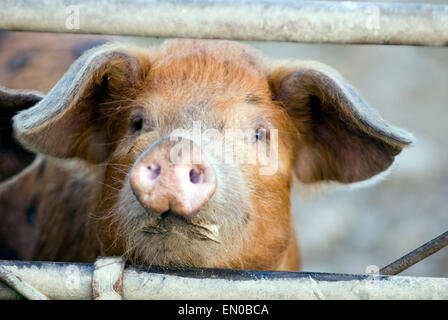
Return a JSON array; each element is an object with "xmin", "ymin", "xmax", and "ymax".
[{"xmin": 130, "ymin": 137, "xmax": 217, "ymax": 217}]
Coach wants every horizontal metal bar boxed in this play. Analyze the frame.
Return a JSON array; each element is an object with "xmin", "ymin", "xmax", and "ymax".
[
  {"xmin": 0, "ymin": 265, "xmax": 48, "ymax": 300},
  {"xmin": 0, "ymin": 0, "xmax": 447, "ymax": 46},
  {"xmin": 0, "ymin": 259, "xmax": 447, "ymax": 299}
]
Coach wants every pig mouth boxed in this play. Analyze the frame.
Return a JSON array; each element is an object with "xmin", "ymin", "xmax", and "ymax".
[{"xmin": 135, "ymin": 211, "xmax": 221, "ymax": 243}]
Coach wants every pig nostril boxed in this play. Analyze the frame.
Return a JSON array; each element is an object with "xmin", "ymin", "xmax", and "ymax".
[
  {"xmin": 189, "ymin": 168, "xmax": 202, "ymax": 184},
  {"xmin": 147, "ymin": 163, "xmax": 161, "ymax": 180},
  {"xmin": 157, "ymin": 210, "xmax": 172, "ymax": 220}
]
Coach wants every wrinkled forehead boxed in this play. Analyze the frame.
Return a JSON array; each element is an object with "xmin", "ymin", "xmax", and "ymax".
[{"xmin": 135, "ymin": 40, "xmax": 278, "ymax": 130}]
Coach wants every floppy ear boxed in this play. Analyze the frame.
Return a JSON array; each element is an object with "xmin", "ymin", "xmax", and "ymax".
[
  {"xmin": 269, "ymin": 61, "xmax": 413, "ymax": 183},
  {"xmin": 0, "ymin": 86, "xmax": 42, "ymax": 182},
  {"xmin": 13, "ymin": 43, "xmax": 149, "ymax": 163}
]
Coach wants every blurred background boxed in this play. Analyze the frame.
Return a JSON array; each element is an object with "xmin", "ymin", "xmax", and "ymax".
[{"xmin": 0, "ymin": 0, "xmax": 446, "ymax": 277}]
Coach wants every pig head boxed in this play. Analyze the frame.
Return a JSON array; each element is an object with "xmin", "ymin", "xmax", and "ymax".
[{"xmin": 2, "ymin": 39, "xmax": 413, "ymax": 270}]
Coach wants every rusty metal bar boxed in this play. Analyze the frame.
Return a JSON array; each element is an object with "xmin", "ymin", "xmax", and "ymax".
[
  {"xmin": 380, "ymin": 230, "xmax": 448, "ymax": 276},
  {"xmin": 92, "ymin": 256, "xmax": 125, "ymax": 300},
  {"xmin": 0, "ymin": 258, "xmax": 447, "ymax": 300},
  {"xmin": 0, "ymin": 0, "xmax": 448, "ymax": 46}
]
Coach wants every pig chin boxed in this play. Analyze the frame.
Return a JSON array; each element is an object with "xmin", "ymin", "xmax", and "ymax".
[{"xmin": 112, "ymin": 166, "xmax": 251, "ymax": 268}]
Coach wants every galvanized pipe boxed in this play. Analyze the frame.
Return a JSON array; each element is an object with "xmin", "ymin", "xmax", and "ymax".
[
  {"xmin": 0, "ymin": 265, "xmax": 49, "ymax": 300},
  {"xmin": 0, "ymin": 259, "xmax": 447, "ymax": 299},
  {"xmin": 0, "ymin": 0, "xmax": 448, "ymax": 46}
]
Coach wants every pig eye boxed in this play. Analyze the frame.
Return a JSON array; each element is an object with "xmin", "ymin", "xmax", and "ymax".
[
  {"xmin": 130, "ymin": 115, "xmax": 144, "ymax": 133},
  {"xmin": 254, "ymin": 128, "xmax": 267, "ymax": 142}
]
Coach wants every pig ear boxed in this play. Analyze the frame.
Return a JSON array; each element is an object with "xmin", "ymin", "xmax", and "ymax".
[
  {"xmin": 0, "ymin": 86, "xmax": 42, "ymax": 181},
  {"xmin": 12, "ymin": 44, "xmax": 147, "ymax": 163},
  {"xmin": 269, "ymin": 62, "xmax": 413, "ymax": 183}
]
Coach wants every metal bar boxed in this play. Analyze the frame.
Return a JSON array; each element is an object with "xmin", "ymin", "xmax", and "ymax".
[
  {"xmin": 0, "ymin": 260, "xmax": 94, "ymax": 300},
  {"xmin": 0, "ymin": 259, "xmax": 447, "ymax": 300},
  {"xmin": 380, "ymin": 230, "xmax": 448, "ymax": 276},
  {"xmin": 0, "ymin": 265, "xmax": 49, "ymax": 300},
  {"xmin": 0, "ymin": 0, "xmax": 447, "ymax": 46}
]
